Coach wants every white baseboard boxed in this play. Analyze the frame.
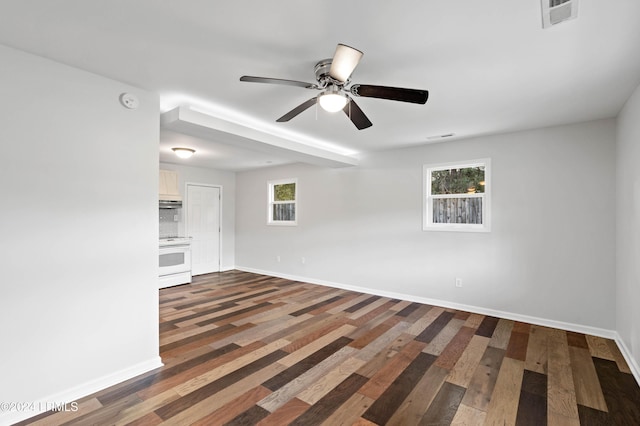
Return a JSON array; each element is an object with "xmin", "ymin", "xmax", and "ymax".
[
  {"xmin": 235, "ymin": 266, "xmax": 617, "ymax": 340},
  {"xmin": 0, "ymin": 357, "xmax": 163, "ymax": 426},
  {"xmin": 614, "ymin": 333, "xmax": 640, "ymax": 386}
]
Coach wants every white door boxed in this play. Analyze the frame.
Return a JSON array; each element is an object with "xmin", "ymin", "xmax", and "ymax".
[{"xmin": 186, "ymin": 184, "xmax": 221, "ymax": 275}]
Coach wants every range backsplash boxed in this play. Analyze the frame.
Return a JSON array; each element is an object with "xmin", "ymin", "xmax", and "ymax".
[{"xmin": 159, "ymin": 209, "xmax": 180, "ymax": 238}]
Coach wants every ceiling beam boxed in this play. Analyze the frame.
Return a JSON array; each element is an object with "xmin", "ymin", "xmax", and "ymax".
[{"xmin": 161, "ymin": 107, "xmax": 359, "ymax": 168}]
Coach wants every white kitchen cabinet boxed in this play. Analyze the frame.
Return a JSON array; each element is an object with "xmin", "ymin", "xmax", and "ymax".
[{"xmin": 159, "ymin": 169, "xmax": 181, "ymax": 201}]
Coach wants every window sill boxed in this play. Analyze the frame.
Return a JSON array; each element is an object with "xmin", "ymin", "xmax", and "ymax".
[
  {"xmin": 267, "ymin": 221, "xmax": 298, "ymax": 227},
  {"xmin": 423, "ymin": 225, "xmax": 491, "ymax": 233}
]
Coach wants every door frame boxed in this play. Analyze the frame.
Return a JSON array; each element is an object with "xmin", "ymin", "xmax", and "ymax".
[{"xmin": 185, "ymin": 182, "xmax": 222, "ymax": 273}]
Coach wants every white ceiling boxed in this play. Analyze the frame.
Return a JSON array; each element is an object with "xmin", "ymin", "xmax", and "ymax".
[{"xmin": 1, "ymin": 1, "xmax": 639, "ymax": 170}]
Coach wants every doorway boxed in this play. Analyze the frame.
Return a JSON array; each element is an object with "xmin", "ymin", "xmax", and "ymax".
[{"xmin": 186, "ymin": 183, "xmax": 221, "ymax": 275}]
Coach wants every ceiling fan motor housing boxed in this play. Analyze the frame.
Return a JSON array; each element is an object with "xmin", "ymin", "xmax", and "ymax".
[{"xmin": 315, "ymin": 59, "xmax": 336, "ymax": 87}]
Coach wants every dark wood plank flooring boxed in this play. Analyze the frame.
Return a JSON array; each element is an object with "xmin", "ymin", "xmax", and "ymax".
[{"xmin": 18, "ymin": 270, "xmax": 640, "ymax": 425}]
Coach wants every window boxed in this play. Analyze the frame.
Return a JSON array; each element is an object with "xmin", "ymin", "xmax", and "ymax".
[
  {"xmin": 423, "ymin": 159, "xmax": 491, "ymax": 232},
  {"xmin": 268, "ymin": 178, "xmax": 297, "ymax": 225}
]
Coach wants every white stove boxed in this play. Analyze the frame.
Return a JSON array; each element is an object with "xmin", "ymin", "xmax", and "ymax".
[{"xmin": 159, "ymin": 237, "xmax": 192, "ymax": 288}]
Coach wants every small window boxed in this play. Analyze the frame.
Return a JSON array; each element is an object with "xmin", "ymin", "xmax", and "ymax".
[
  {"xmin": 423, "ymin": 159, "xmax": 491, "ymax": 232},
  {"xmin": 268, "ymin": 178, "xmax": 297, "ymax": 226}
]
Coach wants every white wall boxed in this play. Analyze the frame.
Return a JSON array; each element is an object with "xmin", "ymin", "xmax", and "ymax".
[
  {"xmin": 236, "ymin": 119, "xmax": 617, "ymax": 331},
  {"xmin": 616, "ymin": 83, "xmax": 640, "ymax": 372},
  {"xmin": 0, "ymin": 45, "xmax": 160, "ymax": 424},
  {"xmin": 159, "ymin": 162, "xmax": 236, "ymax": 270}
]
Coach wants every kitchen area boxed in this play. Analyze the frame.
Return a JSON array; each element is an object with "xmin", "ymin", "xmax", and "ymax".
[
  {"xmin": 157, "ymin": 164, "xmax": 233, "ymax": 288},
  {"xmin": 159, "ymin": 169, "xmax": 192, "ymax": 288}
]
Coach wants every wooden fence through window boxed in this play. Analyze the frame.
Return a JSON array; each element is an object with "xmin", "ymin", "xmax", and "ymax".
[{"xmin": 432, "ymin": 197, "xmax": 482, "ymax": 224}]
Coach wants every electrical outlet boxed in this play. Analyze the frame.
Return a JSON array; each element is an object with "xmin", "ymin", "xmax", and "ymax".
[
  {"xmin": 301, "ymin": 257, "xmax": 306, "ymax": 264},
  {"xmin": 455, "ymin": 278, "xmax": 463, "ymax": 288},
  {"xmin": 276, "ymin": 256, "xmax": 281, "ymax": 262}
]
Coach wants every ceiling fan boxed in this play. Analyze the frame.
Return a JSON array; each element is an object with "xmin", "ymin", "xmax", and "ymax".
[{"xmin": 239, "ymin": 44, "xmax": 429, "ymax": 130}]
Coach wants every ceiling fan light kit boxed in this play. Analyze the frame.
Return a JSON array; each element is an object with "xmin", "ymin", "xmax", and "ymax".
[
  {"xmin": 318, "ymin": 86, "xmax": 348, "ymax": 112},
  {"xmin": 240, "ymin": 43, "xmax": 429, "ymax": 130}
]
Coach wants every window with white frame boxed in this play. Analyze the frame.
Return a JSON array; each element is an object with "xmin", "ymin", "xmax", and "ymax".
[
  {"xmin": 423, "ymin": 159, "xmax": 491, "ymax": 231},
  {"xmin": 268, "ymin": 178, "xmax": 297, "ymax": 225}
]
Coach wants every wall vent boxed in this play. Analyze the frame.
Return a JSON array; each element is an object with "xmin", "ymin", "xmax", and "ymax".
[
  {"xmin": 541, "ymin": 0, "xmax": 578, "ymax": 28},
  {"xmin": 426, "ymin": 133, "xmax": 455, "ymax": 141}
]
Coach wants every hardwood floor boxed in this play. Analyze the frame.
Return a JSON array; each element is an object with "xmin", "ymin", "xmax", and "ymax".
[{"xmin": 19, "ymin": 271, "xmax": 640, "ymax": 425}]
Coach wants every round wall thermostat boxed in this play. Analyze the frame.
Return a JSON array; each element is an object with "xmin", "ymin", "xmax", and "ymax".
[{"xmin": 119, "ymin": 93, "xmax": 139, "ymax": 109}]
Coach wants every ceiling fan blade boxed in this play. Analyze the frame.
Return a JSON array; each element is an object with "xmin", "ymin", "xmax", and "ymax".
[
  {"xmin": 240, "ymin": 76, "xmax": 318, "ymax": 89},
  {"xmin": 343, "ymin": 98, "xmax": 372, "ymax": 130},
  {"xmin": 329, "ymin": 44, "xmax": 364, "ymax": 83},
  {"xmin": 276, "ymin": 97, "xmax": 318, "ymax": 122},
  {"xmin": 350, "ymin": 84, "xmax": 428, "ymax": 104}
]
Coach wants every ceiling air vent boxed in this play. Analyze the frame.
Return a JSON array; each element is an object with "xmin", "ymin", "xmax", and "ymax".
[
  {"xmin": 426, "ymin": 133, "xmax": 455, "ymax": 141},
  {"xmin": 541, "ymin": 0, "xmax": 578, "ymax": 28}
]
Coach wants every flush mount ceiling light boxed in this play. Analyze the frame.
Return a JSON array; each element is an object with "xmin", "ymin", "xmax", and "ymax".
[
  {"xmin": 318, "ymin": 86, "xmax": 348, "ymax": 112},
  {"xmin": 172, "ymin": 147, "xmax": 195, "ymax": 159}
]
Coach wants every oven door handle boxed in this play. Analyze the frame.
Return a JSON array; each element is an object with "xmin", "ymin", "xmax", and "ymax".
[{"xmin": 160, "ymin": 244, "xmax": 190, "ymax": 251}]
